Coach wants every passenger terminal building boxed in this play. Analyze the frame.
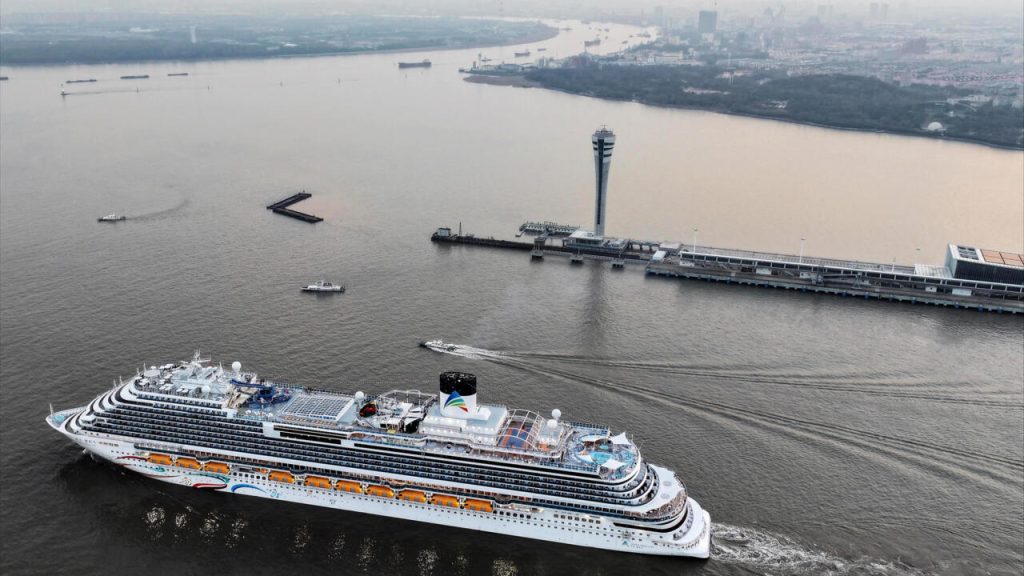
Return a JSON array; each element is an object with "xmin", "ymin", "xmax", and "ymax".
[{"xmin": 945, "ymin": 244, "xmax": 1024, "ymax": 285}]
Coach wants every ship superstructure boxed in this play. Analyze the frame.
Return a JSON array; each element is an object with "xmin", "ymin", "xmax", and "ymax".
[{"xmin": 47, "ymin": 353, "xmax": 710, "ymax": 558}]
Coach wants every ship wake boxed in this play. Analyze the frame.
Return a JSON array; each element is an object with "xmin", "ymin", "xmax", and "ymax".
[
  {"xmin": 711, "ymin": 523, "xmax": 927, "ymax": 576},
  {"xmin": 419, "ymin": 342, "xmax": 1023, "ymax": 485}
]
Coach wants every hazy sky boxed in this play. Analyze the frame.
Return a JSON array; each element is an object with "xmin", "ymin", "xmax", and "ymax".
[{"xmin": 1, "ymin": 0, "xmax": 1022, "ymax": 21}]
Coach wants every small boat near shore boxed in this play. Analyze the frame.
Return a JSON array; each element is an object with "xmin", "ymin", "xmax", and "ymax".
[
  {"xmin": 514, "ymin": 50, "xmax": 531, "ymax": 57},
  {"xmin": 301, "ymin": 281, "xmax": 345, "ymax": 293},
  {"xmin": 398, "ymin": 60, "xmax": 431, "ymax": 69},
  {"xmin": 97, "ymin": 213, "xmax": 126, "ymax": 222}
]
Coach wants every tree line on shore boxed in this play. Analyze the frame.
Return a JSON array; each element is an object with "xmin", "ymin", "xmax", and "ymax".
[{"xmin": 525, "ymin": 64, "xmax": 1024, "ymax": 149}]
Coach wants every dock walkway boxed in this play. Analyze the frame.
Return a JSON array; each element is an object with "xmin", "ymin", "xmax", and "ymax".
[
  {"xmin": 429, "ymin": 225, "xmax": 1023, "ymax": 314},
  {"xmin": 267, "ymin": 192, "xmax": 323, "ymax": 223}
]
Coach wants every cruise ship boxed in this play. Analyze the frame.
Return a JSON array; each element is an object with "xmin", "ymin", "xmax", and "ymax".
[{"xmin": 46, "ymin": 353, "xmax": 711, "ymax": 558}]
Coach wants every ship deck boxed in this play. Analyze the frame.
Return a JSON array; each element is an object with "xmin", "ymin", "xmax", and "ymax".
[{"xmin": 126, "ymin": 356, "xmax": 642, "ymax": 478}]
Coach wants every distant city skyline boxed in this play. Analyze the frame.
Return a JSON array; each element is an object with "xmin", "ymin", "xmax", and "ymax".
[{"xmin": 2, "ymin": 0, "xmax": 1022, "ymax": 19}]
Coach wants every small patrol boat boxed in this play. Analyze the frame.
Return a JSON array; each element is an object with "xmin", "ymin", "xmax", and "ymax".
[
  {"xmin": 301, "ymin": 281, "xmax": 345, "ymax": 293},
  {"xmin": 419, "ymin": 340, "xmax": 458, "ymax": 352}
]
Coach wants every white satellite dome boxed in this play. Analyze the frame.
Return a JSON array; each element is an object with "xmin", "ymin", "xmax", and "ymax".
[
  {"xmin": 547, "ymin": 418, "xmax": 558, "ymax": 429},
  {"xmin": 231, "ymin": 361, "xmax": 242, "ymax": 373},
  {"xmin": 926, "ymin": 121, "xmax": 944, "ymax": 132},
  {"xmin": 551, "ymin": 408, "xmax": 561, "ymax": 420},
  {"xmin": 201, "ymin": 385, "xmax": 211, "ymax": 395},
  {"xmin": 355, "ymin": 391, "xmax": 365, "ymax": 401}
]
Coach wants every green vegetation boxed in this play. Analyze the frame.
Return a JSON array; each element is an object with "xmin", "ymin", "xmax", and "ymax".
[
  {"xmin": 0, "ymin": 15, "xmax": 555, "ymax": 65},
  {"xmin": 524, "ymin": 65, "xmax": 1024, "ymax": 149}
]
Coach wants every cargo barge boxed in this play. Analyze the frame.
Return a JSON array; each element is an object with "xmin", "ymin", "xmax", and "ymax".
[{"xmin": 398, "ymin": 60, "xmax": 431, "ymax": 69}]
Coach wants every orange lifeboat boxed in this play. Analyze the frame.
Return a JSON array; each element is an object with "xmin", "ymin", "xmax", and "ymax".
[
  {"xmin": 464, "ymin": 499, "xmax": 493, "ymax": 513},
  {"xmin": 430, "ymin": 494, "xmax": 460, "ymax": 508},
  {"xmin": 304, "ymin": 476, "xmax": 332, "ymax": 489},
  {"xmin": 203, "ymin": 461, "xmax": 230, "ymax": 474},
  {"xmin": 147, "ymin": 453, "xmax": 172, "ymax": 465},
  {"xmin": 176, "ymin": 457, "xmax": 201, "ymax": 470},
  {"xmin": 366, "ymin": 485, "xmax": 394, "ymax": 498},
  {"xmin": 268, "ymin": 470, "xmax": 295, "ymax": 483},
  {"xmin": 398, "ymin": 490, "xmax": 427, "ymax": 503},
  {"xmin": 335, "ymin": 480, "xmax": 363, "ymax": 494}
]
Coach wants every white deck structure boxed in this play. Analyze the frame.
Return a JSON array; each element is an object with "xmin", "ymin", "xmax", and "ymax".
[{"xmin": 47, "ymin": 352, "xmax": 710, "ymax": 558}]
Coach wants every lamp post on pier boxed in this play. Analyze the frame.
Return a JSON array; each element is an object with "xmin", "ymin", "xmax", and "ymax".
[
  {"xmin": 692, "ymin": 228, "xmax": 699, "ymax": 253},
  {"xmin": 799, "ymin": 237, "xmax": 805, "ymax": 264}
]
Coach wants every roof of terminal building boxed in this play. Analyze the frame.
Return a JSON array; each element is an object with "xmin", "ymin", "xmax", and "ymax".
[
  {"xmin": 950, "ymin": 244, "xmax": 1024, "ymax": 269},
  {"xmin": 914, "ymin": 264, "xmax": 952, "ymax": 278}
]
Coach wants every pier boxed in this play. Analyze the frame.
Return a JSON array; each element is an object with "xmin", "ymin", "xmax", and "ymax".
[
  {"xmin": 430, "ymin": 225, "xmax": 1024, "ymax": 314},
  {"xmin": 431, "ymin": 228, "xmax": 532, "ymax": 251},
  {"xmin": 267, "ymin": 192, "xmax": 323, "ymax": 223},
  {"xmin": 426, "ymin": 126, "xmax": 1023, "ymax": 315}
]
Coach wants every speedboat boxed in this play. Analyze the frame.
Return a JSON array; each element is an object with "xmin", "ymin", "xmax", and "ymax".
[
  {"xmin": 301, "ymin": 281, "xmax": 345, "ymax": 293},
  {"xmin": 97, "ymin": 213, "xmax": 126, "ymax": 222},
  {"xmin": 419, "ymin": 340, "xmax": 458, "ymax": 352}
]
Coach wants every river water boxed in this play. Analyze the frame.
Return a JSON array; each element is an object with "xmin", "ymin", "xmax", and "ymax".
[{"xmin": 1, "ymin": 19, "xmax": 1022, "ymax": 576}]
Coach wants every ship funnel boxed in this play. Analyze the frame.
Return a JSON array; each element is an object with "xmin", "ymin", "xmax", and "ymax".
[{"xmin": 439, "ymin": 371, "xmax": 478, "ymax": 418}]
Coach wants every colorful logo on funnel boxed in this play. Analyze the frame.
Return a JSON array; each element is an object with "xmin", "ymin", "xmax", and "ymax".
[{"xmin": 445, "ymin": 390, "xmax": 469, "ymax": 412}]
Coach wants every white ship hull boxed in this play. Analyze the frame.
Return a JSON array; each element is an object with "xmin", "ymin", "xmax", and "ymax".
[{"xmin": 51, "ymin": 417, "xmax": 711, "ymax": 558}]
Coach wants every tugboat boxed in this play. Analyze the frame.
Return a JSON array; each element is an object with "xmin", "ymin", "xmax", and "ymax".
[
  {"xmin": 301, "ymin": 280, "xmax": 345, "ymax": 293},
  {"xmin": 97, "ymin": 213, "xmax": 127, "ymax": 222}
]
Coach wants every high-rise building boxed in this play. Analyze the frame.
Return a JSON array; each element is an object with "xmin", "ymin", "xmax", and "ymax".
[
  {"xmin": 697, "ymin": 10, "xmax": 718, "ymax": 34},
  {"xmin": 591, "ymin": 127, "xmax": 615, "ymax": 238}
]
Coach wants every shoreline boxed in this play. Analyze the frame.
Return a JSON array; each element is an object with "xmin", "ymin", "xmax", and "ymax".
[
  {"xmin": 0, "ymin": 27, "xmax": 559, "ymax": 69},
  {"xmin": 463, "ymin": 73, "xmax": 1024, "ymax": 152}
]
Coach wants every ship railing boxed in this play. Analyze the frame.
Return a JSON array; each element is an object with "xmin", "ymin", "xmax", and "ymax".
[
  {"xmin": 535, "ymin": 459, "xmax": 598, "ymax": 473},
  {"xmin": 49, "ymin": 407, "xmax": 84, "ymax": 425},
  {"xmin": 567, "ymin": 421, "xmax": 610, "ymax": 434},
  {"xmin": 99, "ymin": 420, "xmax": 657, "ymax": 512},
  {"xmin": 354, "ymin": 433, "xmax": 428, "ymax": 449},
  {"xmin": 103, "ymin": 399, "xmax": 651, "ymax": 487}
]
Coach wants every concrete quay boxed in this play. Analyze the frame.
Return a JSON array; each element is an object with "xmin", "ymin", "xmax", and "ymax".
[{"xmin": 430, "ymin": 226, "xmax": 1024, "ymax": 314}]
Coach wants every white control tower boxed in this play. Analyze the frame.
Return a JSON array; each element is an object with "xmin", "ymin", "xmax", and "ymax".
[{"xmin": 592, "ymin": 126, "xmax": 616, "ymax": 238}]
